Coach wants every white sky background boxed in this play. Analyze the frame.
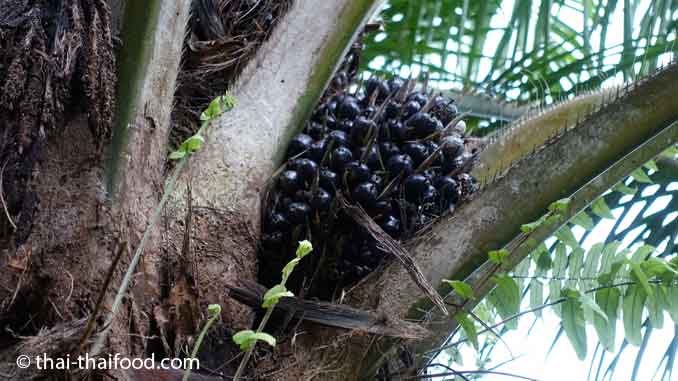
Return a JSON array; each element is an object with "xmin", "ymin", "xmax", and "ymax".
[{"xmin": 367, "ymin": 0, "xmax": 678, "ymax": 379}]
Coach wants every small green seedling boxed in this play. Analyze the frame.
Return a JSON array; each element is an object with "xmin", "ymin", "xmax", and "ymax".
[
  {"xmin": 170, "ymin": 94, "xmax": 237, "ymax": 160},
  {"xmin": 233, "ymin": 330, "xmax": 277, "ymax": 351},
  {"xmin": 232, "ymin": 240, "xmax": 313, "ymax": 381},
  {"xmin": 201, "ymin": 94, "xmax": 237, "ymax": 121},
  {"xmin": 182, "ymin": 304, "xmax": 221, "ymax": 381}
]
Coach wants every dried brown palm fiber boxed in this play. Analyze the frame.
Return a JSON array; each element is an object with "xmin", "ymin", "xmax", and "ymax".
[
  {"xmin": 336, "ymin": 193, "xmax": 449, "ymax": 316},
  {"xmin": 170, "ymin": 0, "xmax": 294, "ymax": 147},
  {"xmin": 0, "ymin": 0, "xmax": 115, "ymax": 247},
  {"xmin": 227, "ymin": 281, "xmax": 429, "ymax": 339},
  {"xmin": 0, "ymin": 318, "xmax": 86, "ymax": 379}
]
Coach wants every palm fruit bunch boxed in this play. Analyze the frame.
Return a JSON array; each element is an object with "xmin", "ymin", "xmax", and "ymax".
[{"xmin": 260, "ymin": 72, "xmax": 478, "ymax": 293}]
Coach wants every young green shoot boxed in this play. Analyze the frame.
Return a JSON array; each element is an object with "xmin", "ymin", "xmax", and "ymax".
[
  {"xmin": 91, "ymin": 94, "xmax": 236, "ymax": 355},
  {"xmin": 182, "ymin": 304, "xmax": 222, "ymax": 381},
  {"xmin": 232, "ymin": 240, "xmax": 313, "ymax": 381}
]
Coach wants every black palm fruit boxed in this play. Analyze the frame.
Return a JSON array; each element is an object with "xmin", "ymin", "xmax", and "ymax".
[
  {"xmin": 435, "ymin": 176, "xmax": 460, "ymax": 205},
  {"xmin": 332, "ymin": 71, "xmax": 348, "ymax": 89},
  {"xmin": 366, "ymin": 77, "xmax": 390, "ymax": 101},
  {"xmin": 327, "ymin": 99, "xmax": 338, "ymax": 115},
  {"xmin": 385, "ymin": 101, "xmax": 401, "ymax": 119},
  {"xmin": 279, "ymin": 170, "xmax": 301, "ymax": 194},
  {"xmin": 362, "ymin": 106, "xmax": 376, "ymax": 117},
  {"xmin": 267, "ymin": 212, "xmax": 290, "ymax": 232},
  {"xmin": 421, "ymin": 184, "xmax": 438, "ymax": 205},
  {"xmin": 373, "ymin": 199, "xmax": 392, "ymax": 215},
  {"xmin": 421, "ymin": 169, "xmax": 437, "ymax": 183},
  {"xmin": 330, "ymin": 146, "xmax": 353, "ymax": 171},
  {"xmin": 407, "ymin": 92, "xmax": 428, "ymax": 106},
  {"xmin": 262, "ymin": 231, "xmax": 285, "ymax": 249},
  {"xmin": 379, "ymin": 142, "xmax": 400, "ymax": 161},
  {"xmin": 293, "ymin": 190, "xmax": 312, "ymax": 204},
  {"xmin": 288, "ymin": 133, "xmax": 313, "ymax": 156},
  {"xmin": 387, "ymin": 120, "xmax": 407, "ymax": 141},
  {"xmin": 387, "ymin": 77, "xmax": 404, "ymax": 95},
  {"xmin": 424, "ymin": 140, "xmax": 440, "ymax": 156},
  {"xmin": 307, "ymin": 122, "xmax": 325, "ymax": 140},
  {"xmin": 370, "ymin": 173, "xmax": 385, "ymax": 189},
  {"xmin": 387, "ymin": 154, "xmax": 414, "ymax": 177},
  {"xmin": 441, "ymin": 135, "xmax": 464, "ymax": 158},
  {"xmin": 352, "ymin": 182, "xmax": 378, "ymax": 208},
  {"xmin": 403, "ymin": 174, "xmax": 429, "ymax": 202},
  {"xmin": 345, "ymin": 161, "xmax": 371, "ymax": 184},
  {"xmin": 401, "ymin": 101, "xmax": 420, "ymax": 119},
  {"xmin": 336, "ymin": 120, "xmax": 353, "ymax": 133},
  {"xmin": 324, "ymin": 114, "xmax": 338, "ymax": 129},
  {"xmin": 402, "ymin": 142, "xmax": 428, "ymax": 167},
  {"xmin": 265, "ymin": 72, "xmax": 478, "ymax": 291},
  {"xmin": 355, "ymin": 145, "xmax": 380, "ymax": 169},
  {"xmin": 431, "ymin": 96, "xmax": 458, "ymax": 125},
  {"xmin": 381, "ymin": 215, "xmax": 401, "ymax": 237},
  {"xmin": 408, "ymin": 112, "xmax": 440, "ymax": 137},
  {"xmin": 336, "ymin": 95, "xmax": 361, "ymax": 120},
  {"xmin": 287, "ymin": 202, "xmax": 311, "ymax": 224},
  {"xmin": 431, "ymin": 95, "xmax": 447, "ymax": 111},
  {"xmin": 328, "ymin": 130, "xmax": 349, "ymax": 147},
  {"xmin": 351, "ymin": 116, "xmax": 375, "ymax": 145},
  {"xmin": 311, "ymin": 109, "xmax": 324, "ymax": 123},
  {"xmin": 293, "ymin": 158, "xmax": 318, "ymax": 180},
  {"xmin": 442, "ymin": 154, "xmax": 465, "ymax": 174},
  {"xmin": 319, "ymin": 169, "xmax": 338, "ymax": 194},
  {"xmin": 310, "ymin": 188, "xmax": 332, "ymax": 212},
  {"xmin": 424, "ymin": 140, "xmax": 443, "ymax": 166},
  {"xmin": 456, "ymin": 173, "xmax": 478, "ymax": 196},
  {"xmin": 308, "ymin": 139, "xmax": 327, "ymax": 162}
]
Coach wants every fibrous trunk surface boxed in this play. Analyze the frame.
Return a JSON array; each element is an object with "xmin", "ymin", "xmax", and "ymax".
[
  {"xmin": 0, "ymin": 0, "xmax": 115, "ymax": 332},
  {"xmin": 0, "ymin": 0, "xmax": 310, "ymax": 379},
  {"xmin": 0, "ymin": 0, "xmax": 115, "ymax": 248}
]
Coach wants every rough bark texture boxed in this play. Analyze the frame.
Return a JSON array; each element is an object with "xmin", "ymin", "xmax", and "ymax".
[
  {"xmin": 0, "ymin": 319, "xmax": 87, "ymax": 380},
  {"xmin": 158, "ymin": 200, "xmax": 257, "ymax": 373},
  {"xmin": 99, "ymin": 0, "xmax": 193, "ymax": 368},
  {"xmin": 0, "ymin": 0, "xmax": 115, "ymax": 248},
  {"xmin": 0, "ymin": 1, "xmax": 196, "ymax": 379},
  {"xmin": 0, "ymin": 0, "xmax": 115, "ymax": 345}
]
